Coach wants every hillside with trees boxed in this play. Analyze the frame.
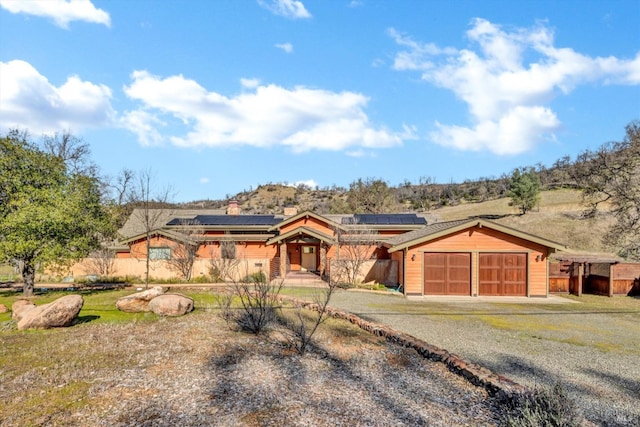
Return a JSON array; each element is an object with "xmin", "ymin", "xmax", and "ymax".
[{"xmin": 180, "ymin": 120, "xmax": 638, "ymax": 259}]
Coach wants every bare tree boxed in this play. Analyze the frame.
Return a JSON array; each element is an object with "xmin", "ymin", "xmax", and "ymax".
[
  {"xmin": 277, "ymin": 279, "xmax": 339, "ymax": 354},
  {"xmin": 42, "ymin": 130, "xmax": 97, "ymax": 176},
  {"xmin": 129, "ymin": 169, "xmax": 174, "ymax": 288},
  {"xmin": 208, "ymin": 240, "xmax": 242, "ymax": 282},
  {"xmin": 217, "ymin": 269, "xmax": 284, "ymax": 334},
  {"xmin": 83, "ymin": 247, "xmax": 116, "ymax": 277},
  {"xmin": 166, "ymin": 220, "xmax": 203, "ymax": 281},
  {"xmin": 574, "ymin": 120, "xmax": 640, "ymax": 259},
  {"xmin": 331, "ymin": 219, "xmax": 380, "ymax": 286}
]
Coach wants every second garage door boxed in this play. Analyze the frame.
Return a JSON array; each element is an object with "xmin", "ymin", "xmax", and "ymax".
[
  {"xmin": 479, "ymin": 253, "xmax": 527, "ymax": 296},
  {"xmin": 424, "ymin": 253, "xmax": 471, "ymax": 295}
]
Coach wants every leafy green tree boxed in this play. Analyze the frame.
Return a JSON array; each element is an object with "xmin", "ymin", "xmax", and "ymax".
[
  {"xmin": 0, "ymin": 130, "xmax": 112, "ymax": 297},
  {"xmin": 508, "ymin": 167, "xmax": 541, "ymax": 215},
  {"xmin": 346, "ymin": 177, "xmax": 396, "ymax": 213}
]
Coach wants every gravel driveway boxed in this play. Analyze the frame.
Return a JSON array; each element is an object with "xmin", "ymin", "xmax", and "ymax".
[{"xmin": 328, "ymin": 291, "xmax": 640, "ymax": 427}]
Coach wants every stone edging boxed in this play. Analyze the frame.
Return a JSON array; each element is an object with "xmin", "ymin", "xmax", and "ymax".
[{"xmin": 278, "ymin": 295, "xmax": 527, "ymax": 399}]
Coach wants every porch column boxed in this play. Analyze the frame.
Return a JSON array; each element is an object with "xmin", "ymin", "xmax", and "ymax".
[
  {"xmin": 319, "ymin": 243, "xmax": 327, "ymax": 279},
  {"xmin": 280, "ymin": 241, "xmax": 287, "ymax": 278}
]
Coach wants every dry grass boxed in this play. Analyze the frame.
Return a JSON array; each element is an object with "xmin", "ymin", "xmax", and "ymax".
[
  {"xmin": 432, "ymin": 189, "xmax": 617, "ymax": 253},
  {"xmin": 0, "ymin": 290, "xmax": 500, "ymax": 426}
]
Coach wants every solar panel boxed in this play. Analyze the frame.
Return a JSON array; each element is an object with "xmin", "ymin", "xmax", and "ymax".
[
  {"xmin": 167, "ymin": 215, "xmax": 279, "ymax": 226},
  {"xmin": 342, "ymin": 214, "xmax": 427, "ymax": 225}
]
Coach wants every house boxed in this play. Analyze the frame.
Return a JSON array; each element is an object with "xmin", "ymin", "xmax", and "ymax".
[{"xmin": 76, "ymin": 203, "xmax": 567, "ymax": 297}]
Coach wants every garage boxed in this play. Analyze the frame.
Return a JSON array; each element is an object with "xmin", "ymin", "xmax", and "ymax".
[
  {"xmin": 479, "ymin": 253, "xmax": 527, "ymax": 296},
  {"xmin": 424, "ymin": 252, "xmax": 471, "ymax": 295}
]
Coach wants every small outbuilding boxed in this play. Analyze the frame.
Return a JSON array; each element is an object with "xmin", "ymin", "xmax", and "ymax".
[{"xmin": 385, "ymin": 219, "xmax": 567, "ymax": 297}]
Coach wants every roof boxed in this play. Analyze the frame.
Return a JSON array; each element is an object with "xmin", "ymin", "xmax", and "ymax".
[
  {"xmin": 342, "ymin": 213, "xmax": 427, "ymax": 225},
  {"xmin": 266, "ymin": 226, "xmax": 336, "ymax": 245},
  {"xmin": 268, "ymin": 210, "xmax": 345, "ymax": 232},
  {"xmin": 385, "ymin": 218, "xmax": 567, "ymax": 253},
  {"xmin": 167, "ymin": 215, "xmax": 280, "ymax": 226},
  {"xmin": 119, "ymin": 208, "xmax": 225, "ymax": 238},
  {"xmin": 551, "ymin": 252, "xmax": 623, "ymax": 264}
]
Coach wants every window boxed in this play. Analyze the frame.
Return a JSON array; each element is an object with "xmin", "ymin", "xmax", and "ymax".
[
  {"xmin": 303, "ymin": 246, "xmax": 315, "ymax": 254},
  {"xmin": 220, "ymin": 241, "xmax": 236, "ymax": 259},
  {"xmin": 149, "ymin": 247, "xmax": 171, "ymax": 260}
]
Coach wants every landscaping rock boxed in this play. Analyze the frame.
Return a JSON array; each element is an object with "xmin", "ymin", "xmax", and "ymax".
[
  {"xmin": 12, "ymin": 299, "xmax": 36, "ymax": 321},
  {"xmin": 148, "ymin": 294, "xmax": 194, "ymax": 317},
  {"xmin": 116, "ymin": 286, "xmax": 164, "ymax": 313},
  {"xmin": 0, "ymin": 303, "xmax": 7, "ymax": 313},
  {"xmin": 17, "ymin": 295, "xmax": 84, "ymax": 330}
]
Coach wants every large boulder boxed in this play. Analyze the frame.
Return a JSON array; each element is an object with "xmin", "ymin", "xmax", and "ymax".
[
  {"xmin": 12, "ymin": 299, "xmax": 36, "ymax": 321},
  {"xmin": 17, "ymin": 295, "xmax": 84, "ymax": 330},
  {"xmin": 116, "ymin": 286, "xmax": 164, "ymax": 313},
  {"xmin": 148, "ymin": 294, "xmax": 194, "ymax": 317}
]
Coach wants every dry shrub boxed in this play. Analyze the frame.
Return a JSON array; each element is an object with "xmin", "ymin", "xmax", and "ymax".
[{"xmin": 499, "ymin": 383, "xmax": 583, "ymax": 427}]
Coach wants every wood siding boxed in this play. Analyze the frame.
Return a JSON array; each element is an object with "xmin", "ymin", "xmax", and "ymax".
[
  {"xmin": 403, "ymin": 226, "xmax": 549, "ymax": 296},
  {"xmin": 279, "ymin": 216, "xmax": 334, "ymax": 236}
]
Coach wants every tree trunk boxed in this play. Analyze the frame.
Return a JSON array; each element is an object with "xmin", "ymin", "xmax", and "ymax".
[
  {"xmin": 145, "ymin": 234, "xmax": 150, "ymax": 289},
  {"xmin": 22, "ymin": 261, "xmax": 35, "ymax": 297}
]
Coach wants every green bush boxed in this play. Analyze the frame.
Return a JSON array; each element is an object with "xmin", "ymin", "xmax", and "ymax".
[
  {"xmin": 209, "ymin": 266, "xmax": 223, "ymax": 283},
  {"xmin": 189, "ymin": 275, "xmax": 210, "ymax": 284},
  {"xmin": 499, "ymin": 383, "xmax": 583, "ymax": 427},
  {"xmin": 241, "ymin": 271, "xmax": 267, "ymax": 283}
]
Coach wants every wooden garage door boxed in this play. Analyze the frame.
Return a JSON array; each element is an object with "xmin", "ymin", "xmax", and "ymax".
[
  {"xmin": 424, "ymin": 253, "xmax": 471, "ymax": 295},
  {"xmin": 479, "ymin": 253, "xmax": 527, "ymax": 296}
]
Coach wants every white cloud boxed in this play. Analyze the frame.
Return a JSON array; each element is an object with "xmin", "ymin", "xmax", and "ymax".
[
  {"xmin": 0, "ymin": 0, "xmax": 110, "ymax": 28},
  {"xmin": 200, "ymin": 177, "xmax": 210, "ymax": 184},
  {"xmin": 122, "ymin": 70, "xmax": 408, "ymax": 153},
  {"xmin": 240, "ymin": 78, "xmax": 261, "ymax": 89},
  {"xmin": 390, "ymin": 19, "xmax": 640, "ymax": 155},
  {"xmin": 0, "ymin": 59, "xmax": 115, "ymax": 134},
  {"xmin": 286, "ymin": 179, "xmax": 318, "ymax": 189},
  {"xmin": 258, "ymin": 0, "xmax": 311, "ymax": 19},
  {"xmin": 275, "ymin": 42, "xmax": 294, "ymax": 53}
]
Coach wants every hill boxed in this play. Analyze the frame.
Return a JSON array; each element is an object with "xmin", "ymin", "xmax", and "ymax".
[
  {"xmin": 184, "ymin": 186, "xmax": 617, "ymax": 255},
  {"xmin": 431, "ymin": 188, "xmax": 616, "ymax": 254}
]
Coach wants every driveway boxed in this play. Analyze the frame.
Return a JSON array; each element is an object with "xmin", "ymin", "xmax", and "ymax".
[{"xmin": 328, "ymin": 291, "xmax": 640, "ymax": 427}]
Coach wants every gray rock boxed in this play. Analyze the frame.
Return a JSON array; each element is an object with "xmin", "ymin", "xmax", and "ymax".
[
  {"xmin": 12, "ymin": 299, "xmax": 36, "ymax": 321},
  {"xmin": 116, "ymin": 286, "xmax": 164, "ymax": 313},
  {"xmin": 148, "ymin": 294, "xmax": 194, "ymax": 317},
  {"xmin": 17, "ymin": 295, "xmax": 84, "ymax": 330}
]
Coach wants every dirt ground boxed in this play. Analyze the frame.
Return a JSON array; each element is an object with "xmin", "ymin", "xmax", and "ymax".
[{"xmin": 329, "ymin": 291, "xmax": 640, "ymax": 427}]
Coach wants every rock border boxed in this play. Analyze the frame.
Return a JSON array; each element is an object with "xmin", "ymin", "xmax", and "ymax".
[{"xmin": 278, "ymin": 295, "xmax": 527, "ymax": 399}]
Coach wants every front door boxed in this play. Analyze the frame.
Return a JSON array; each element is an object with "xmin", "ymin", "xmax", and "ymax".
[{"xmin": 301, "ymin": 246, "xmax": 317, "ymax": 271}]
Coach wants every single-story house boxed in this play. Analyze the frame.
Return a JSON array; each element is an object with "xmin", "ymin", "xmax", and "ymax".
[{"xmin": 75, "ymin": 202, "xmax": 568, "ymax": 297}]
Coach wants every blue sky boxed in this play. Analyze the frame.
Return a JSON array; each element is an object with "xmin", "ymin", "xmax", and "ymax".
[{"xmin": 1, "ymin": 0, "xmax": 639, "ymax": 202}]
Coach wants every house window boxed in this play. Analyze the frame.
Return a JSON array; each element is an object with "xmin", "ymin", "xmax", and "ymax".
[
  {"xmin": 303, "ymin": 246, "xmax": 315, "ymax": 254},
  {"xmin": 220, "ymin": 241, "xmax": 236, "ymax": 259},
  {"xmin": 149, "ymin": 247, "xmax": 171, "ymax": 260}
]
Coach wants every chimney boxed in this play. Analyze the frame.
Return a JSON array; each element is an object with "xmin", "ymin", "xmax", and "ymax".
[
  {"xmin": 284, "ymin": 206, "xmax": 298, "ymax": 216},
  {"xmin": 227, "ymin": 200, "xmax": 241, "ymax": 215}
]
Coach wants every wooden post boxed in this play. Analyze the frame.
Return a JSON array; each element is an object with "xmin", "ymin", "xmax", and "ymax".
[
  {"xmin": 280, "ymin": 242, "xmax": 287, "ymax": 279},
  {"xmin": 608, "ymin": 263, "xmax": 614, "ymax": 297},
  {"xmin": 577, "ymin": 263, "xmax": 584, "ymax": 297},
  {"xmin": 319, "ymin": 243, "xmax": 327, "ymax": 279}
]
